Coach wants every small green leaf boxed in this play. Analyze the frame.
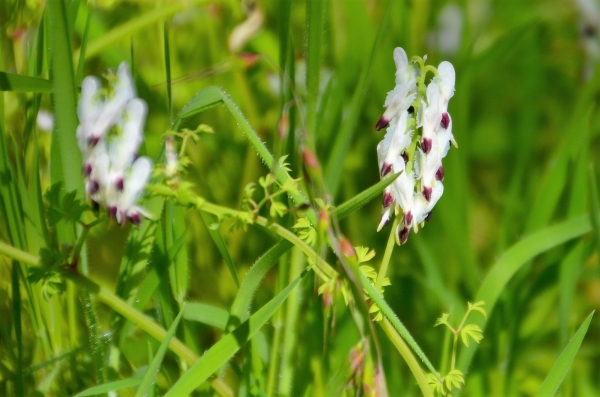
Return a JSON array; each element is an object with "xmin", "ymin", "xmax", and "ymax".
[
  {"xmin": 435, "ymin": 313, "xmax": 449, "ymax": 327},
  {"xmin": 269, "ymin": 201, "xmax": 287, "ymax": 218},
  {"xmin": 0, "ymin": 72, "xmax": 53, "ymax": 93},
  {"xmin": 443, "ymin": 369, "xmax": 464, "ymax": 391},
  {"xmin": 460, "ymin": 324, "xmax": 483, "ymax": 347},
  {"xmin": 468, "ymin": 301, "xmax": 487, "ymax": 319}
]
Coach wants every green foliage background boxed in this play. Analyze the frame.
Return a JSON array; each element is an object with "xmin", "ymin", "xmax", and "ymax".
[{"xmin": 1, "ymin": 0, "xmax": 599, "ymax": 396}]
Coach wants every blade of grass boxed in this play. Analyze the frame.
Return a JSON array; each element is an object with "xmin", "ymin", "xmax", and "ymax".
[
  {"xmin": 75, "ymin": 4, "xmax": 91, "ymax": 84},
  {"xmin": 534, "ymin": 311, "xmax": 595, "ymax": 397},
  {"xmin": 305, "ymin": 0, "xmax": 327, "ymax": 135},
  {"xmin": 73, "ymin": 378, "xmax": 143, "ymax": 397},
  {"xmin": 200, "ymin": 210, "xmax": 239, "ymax": 288},
  {"xmin": 163, "ymin": 268, "xmax": 309, "ymax": 396},
  {"xmin": 184, "ymin": 302, "xmax": 229, "ymax": 330},
  {"xmin": 228, "ymin": 240, "xmax": 292, "ymax": 327},
  {"xmin": 134, "ymin": 305, "xmax": 185, "ymax": 397},
  {"xmin": 11, "ymin": 262, "xmax": 24, "ymax": 396},
  {"xmin": 46, "ymin": 0, "xmax": 83, "ymax": 194},
  {"xmin": 457, "ymin": 214, "xmax": 593, "ymax": 376},
  {"xmin": 0, "ymin": 72, "xmax": 53, "ymax": 92},
  {"xmin": 324, "ymin": 0, "xmax": 393, "ymax": 195},
  {"xmin": 333, "ymin": 172, "xmax": 400, "ymax": 220}
]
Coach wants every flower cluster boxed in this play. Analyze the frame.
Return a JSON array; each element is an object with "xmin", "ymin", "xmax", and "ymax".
[
  {"xmin": 376, "ymin": 48, "xmax": 456, "ymax": 244},
  {"xmin": 77, "ymin": 62, "xmax": 152, "ymax": 225}
]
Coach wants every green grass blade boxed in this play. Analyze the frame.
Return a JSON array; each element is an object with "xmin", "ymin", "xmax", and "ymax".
[
  {"xmin": 11, "ymin": 262, "xmax": 24, "ymax": 396},
  {"xmin": 46, "ymin": 0, "xmax": 83, "ymax": 194},
  {"xmin": 0, "ymin": 72, "xmax": 52, "ymax": 92},
  {"xmin": 167, "ymin": 203, "xmax": 190, "ymax": 306},
  {"xmin": 73, "ymin": 378, "xmax": 142, "ymax": 397},
  {"xmin": 164, "ymin": 268, "xmax": 309, "ymax": 396},
  {"xmin": 534, "ymin": 311, "xmax": 595, "ymax": 397},
  {"xmin": 184, "ymin": 302, "xmax": 229, "ymax": 330},
  {"xmin": 75, "ymin": 5, "xmax": 91, "ymax": 84},
  {"xmin": 200, "ymin": 210, "xmax": 239, "ymax": 287},
  {"xmin": 333, "ymin": 172, "xmax": 400, "ymax": 220},
  {"xmin": 229, "ymin": 240, "xmax": 292, "ymax": 327},
  {"xmin": 164, "ymin": 20, "xmax": 173, "ymax": 124},
  {"xmin": 457, "ymin": 215, "xmax": 593, "ymax": 374},
  {"xmin": 324, "ymin": 0, "xmax": 392, "ymax": 195},
  {"xmin": 305, "ymin": 0, "xmax": 327, "ymax": 133},
  {"xmin": 134, "ymin": 305, "xmax": 185, "ymax": 397},
  {"xmin": 589, "ymin": 166, "xmax": 600, "ymax": 253}
]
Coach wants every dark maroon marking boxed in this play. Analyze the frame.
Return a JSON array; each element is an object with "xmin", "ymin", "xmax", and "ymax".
[
  {"xmin": 88, "ymin": 136, "xmax": 100, "ymax": 147},
  {"xmin": 376, "ymin": 116, "xmax": 389, "ymax": 131},
  {"xmin": 383, "ymin": 192, "xmax": 394, "ymax": 208},
  {"xmin": 436, "ymin": 166, "xmax": 444, "ymax": 181},
  {"xmin": 89, "ymin": 180, "xmax": 100, "ymax": 194},
  {"xmin": 401, "ymin": 151, "xmax": 409, "ymax": 164},
  {"xmin": 408, "ymin": 105, "xmax": 415, "ymax": 114},
  {"xmin": 381, "ymin": 162, "xmax": 393, "ymax": 177},
  {"xmin": 440, "ymin": 113, "xmax": 450, "ymax": 129},
  {"xmin": 380, "ymin": 217, "xmax": 390, "ymax": 229},
  {"xmin": 423, "ymin": 186, "xmax": 432, "ymax": 202},
  {"xmin": 584, "ymin": 24, "xmax": 596, "ymax": 38},
  {"xmin": 116, "ymin": 177, "xmax": 124, "ymax": 191},
  {"xmin": 404, "ymin": 211, "xmax": 413, "ymax": 226},
  {"xmin": 425, "ymin": 211, "xmax": 432, "ymax": 222},
  {"xmin": 398, "ymin": 227, "xmax": 410, "ymax": 244},
  {"xmin": 421, "ymin": 138, "xmax": 432, "ymax": 154},
  {"xmin": 108, "ymin": 206, "xmax": 117, "ymax": 218},
  {"xmin": 129, "ymin": 212, "xmax": 141, "ymax": 226},
  {"xmin": 83, "ymin": 163, "xmax": 93, "ymax": 176}
]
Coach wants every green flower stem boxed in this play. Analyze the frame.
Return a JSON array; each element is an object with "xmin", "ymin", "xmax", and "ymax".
[
  {"xmin": 375, "ymin": 217, "xmax": 400, "ymax": 289},
  {"xmin": 0, "ymin": 241, "xmax": 233, "ymax": 397},
  {"xmin": 380, "ymin": 319, "xmax": 434, "ymax": 397}
]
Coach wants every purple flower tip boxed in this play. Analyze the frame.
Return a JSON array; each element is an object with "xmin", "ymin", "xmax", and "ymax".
[
  {"xmin": 398, "ymin": 226, "xmax": 410, "ymax": 244},
  {"xmin": 440, "ymin": 113, "xmax": 450, "ymax": 129},
  {"xmin": 401, "ymin": 151, "xmax": 409, "ymax": 164},
  {"xmin": 380, "ymin": 217, "xmax": 390, "ymax": 229},
  {"xmin": 108, "ymin": 206, "xmax": 117, "ymax": 218},
  {"xmin": 425, "ymin": 211, "xmax": 433, "ymax": 222},
  {"xmin": 435, "ymin": 166, "xmax": 444, "ymax": 181},
  {"xmin": 83, "ymin": 163, "xmax": 93, "ymax": 176},
  {"xmin": 116, "ymin": 177, "xmax": 124, "ymax": 191},
  {"xmin": 383, "ymin": 192, "xmax": 394, "ymax": 208},
  {"xmin": 129, "ymin": 212, "xmax": 141, "ymax": 226},
  {"xmin": 89, "ymin": 180, "xmax": 100, "ymax": 194},
  {"xmin": 376, "ymin": 116, "xmax": 389, "ymax": 131},
  {"xmin": 422, "ymin": 138, "xmax": 432, "ymax": 154},
  {"xmin": 88, "ymin": 136, "xmax": 100, "ymax": 147},
  {"xmin": 403, "ymin": 211, "xmax": 413, "ymax": 226},
  {"xmin": 423, "ymin": 186, "xmax": 432, "ymax": 202},
  {"xmin": 381, "ymin": 162, "xmax": 393, "ymax": 177}
]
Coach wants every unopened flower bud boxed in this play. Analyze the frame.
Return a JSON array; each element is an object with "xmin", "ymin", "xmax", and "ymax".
[{"xmin": 340, "ymin": 237, "xmax": 356, "ymax": 258}]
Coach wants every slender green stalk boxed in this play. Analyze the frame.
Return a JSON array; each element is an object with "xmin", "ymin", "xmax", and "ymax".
[
  {"xmin": 375, "ymin": 217, "xmax": 399, "ymax": 289},
  {"xmin": 380, "ymin": 320, "xmax": 433, "ymax": 397}
]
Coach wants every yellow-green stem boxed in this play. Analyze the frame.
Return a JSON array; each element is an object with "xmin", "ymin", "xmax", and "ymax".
[
  {"xmin": 375, "ymin": 217, "xmax": 400, "ymax": 289},
  {"xmin": 380, "ymin": 319, "xmax": 434, "ymax": 397}
]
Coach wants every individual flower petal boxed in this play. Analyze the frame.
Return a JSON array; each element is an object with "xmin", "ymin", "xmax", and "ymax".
[{"xmin": 116, "ymin": 156, "xmax": 153, "ymax": 225}]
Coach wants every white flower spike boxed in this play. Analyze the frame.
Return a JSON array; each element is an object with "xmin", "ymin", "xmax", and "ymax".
[
  {"xmin": 376, "ymin": 48, "xmax": 457, "ymax": 244},
  {"xmin": 77, "ymin": 62, "xmax": 153, "ymax": 225}
]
